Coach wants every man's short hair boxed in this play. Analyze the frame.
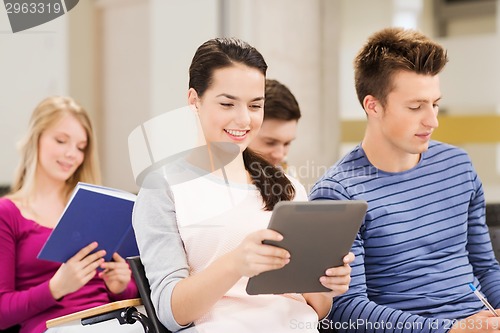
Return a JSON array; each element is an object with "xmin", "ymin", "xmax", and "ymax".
[
  {"xmin": 264, "ymin": 79, "xmax": 301, "ymax": 121},
  {"xmin": 354, "ymin": 27, "xmax": 449, "ymax": 107}
]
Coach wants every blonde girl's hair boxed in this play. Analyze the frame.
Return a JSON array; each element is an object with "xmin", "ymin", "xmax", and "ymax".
[{"xmin": 10, "ymin": 96, "xmax": 101, "ymax": 201}]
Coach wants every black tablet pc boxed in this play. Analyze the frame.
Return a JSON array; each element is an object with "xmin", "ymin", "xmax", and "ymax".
[{"xmin": 246, "ymin": 200, "xmax": 367, "ymax": 295}]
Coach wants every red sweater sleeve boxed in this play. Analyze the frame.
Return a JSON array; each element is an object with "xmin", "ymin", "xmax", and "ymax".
[{"xmin": 0, "ymin": 200, "xmax": 59, "ymax": 329}]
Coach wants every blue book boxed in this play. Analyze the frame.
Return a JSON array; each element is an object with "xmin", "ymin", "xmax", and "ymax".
[{"xmin": 38, "ymin": 182, "xmax": 139, "ymax": 263}]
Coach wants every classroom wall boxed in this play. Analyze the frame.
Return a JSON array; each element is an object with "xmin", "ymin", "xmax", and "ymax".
[
  {"xmin": 0, "ymin": 9, "xmax": 68, "ymax": 185},
  {"xmin": 223, "ymin": 0, "xmax": 342, "ymax": 191},
  {"xmin": 95, "ymin": 0, "xmax": 342, "ymax": 192}
]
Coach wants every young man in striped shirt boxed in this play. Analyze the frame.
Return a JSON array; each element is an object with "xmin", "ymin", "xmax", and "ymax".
[{"xmin": 310, "ymin": 27, "xmax": 500, "ymax": 333}]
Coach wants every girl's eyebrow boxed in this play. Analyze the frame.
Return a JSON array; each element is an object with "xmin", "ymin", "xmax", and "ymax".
[
  {"xmin": 53, "ymin": 131, "xmax": 87, "ymax": 145},
  {"xmin": 216, "ymin": 93, "xmax": 265, "ymax": 102}
]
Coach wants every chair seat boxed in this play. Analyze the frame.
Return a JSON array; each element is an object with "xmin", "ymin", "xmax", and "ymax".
[
  {"xmin": 46, "ymin": 299, "xmax": 142, "ymax": 328},
  {"xmin": 44, "ymin": 256, "xmax": 171, "ymax": 333}
]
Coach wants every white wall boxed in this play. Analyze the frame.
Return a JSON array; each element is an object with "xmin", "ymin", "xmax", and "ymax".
[
  {"xmin": 225, "ymin": 0, "xmax": 342, "ymax": 189},
  {"xmin": 0, "ymin": 8, "xmax": 68, "ymax": 185},
  {"xmin": 97, "ymin": 0, "xmax": 151, "ymax": 192},
  {"xmin": 150, "ymin": 0, "xmax": 220, "ymax": 115},
  {"xmin": 98, "ymin": 0, "xmax": 220, "ymax": 192},
  {"xmin": 98, "ymin": 0, "xmax": 342, "ymax": 191},
  {"xmin": 438, "ymin": 34, "xmax": 498, "ymax": 113}
]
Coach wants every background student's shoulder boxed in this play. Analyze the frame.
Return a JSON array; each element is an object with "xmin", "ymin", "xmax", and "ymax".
[{"xmin": 285, "ymin": 174, "xmax": 308, "ymax": 201}]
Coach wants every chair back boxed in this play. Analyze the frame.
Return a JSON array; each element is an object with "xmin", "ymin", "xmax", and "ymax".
[
  {"xmin": 127, "ymin": 256, "xmax": 171, "ymax": 333},
  {"xmin": 486, "ymin": 203, "xmax": 500, "ymax": 261},
  {"xmin": 0, "ymin": 185, "xmax": 10, "ymax": 196},
  {"xmin": 0, "ymin": 325, "xmax": 20, "ymax": 333}
]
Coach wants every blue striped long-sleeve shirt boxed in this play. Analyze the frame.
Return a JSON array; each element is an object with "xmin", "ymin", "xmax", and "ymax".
[{"xmin": 310, "ymin": 141, "xmax": 500, "ymax": 333}]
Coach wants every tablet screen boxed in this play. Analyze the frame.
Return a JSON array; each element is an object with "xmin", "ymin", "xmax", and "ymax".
[{"xmin": 246, "ymin": 200, "xmax": 367, "ymax": 295}]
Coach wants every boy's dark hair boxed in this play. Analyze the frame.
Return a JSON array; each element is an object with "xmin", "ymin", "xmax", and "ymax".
[
  {"xmin": 354, "ymin": 27, "xmax": 449, "ymax": 107},
  {"xmin": 264, "ymin": 79, "xmax": 301, "ymax": 121}
]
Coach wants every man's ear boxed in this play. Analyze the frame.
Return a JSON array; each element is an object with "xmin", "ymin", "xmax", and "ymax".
[
  {"xmin": 363, "ymin": 95, "xmax": 381, "ymax": 117},
  {"xmin": 188, "ymin": 88, "xmax": 199, "ymax": 110}
]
